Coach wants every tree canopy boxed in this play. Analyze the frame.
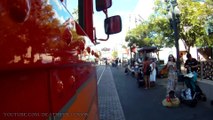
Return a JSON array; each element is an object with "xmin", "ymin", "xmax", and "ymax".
[{"xmin": 125, "ymin": 0, "xmax": 213, "ymax": 51}]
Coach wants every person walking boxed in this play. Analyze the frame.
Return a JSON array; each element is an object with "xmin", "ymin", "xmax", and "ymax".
[
  {"xmin": 143, "ymin": 56, "xmax": 151, "ymax": 89},
  {"xmin": 105, "ymin": 59, "xmax": 108, "ymax": 66},
  {"xmin": 166, "ymin": 54, "xmax": 177, "ymax": 94}
]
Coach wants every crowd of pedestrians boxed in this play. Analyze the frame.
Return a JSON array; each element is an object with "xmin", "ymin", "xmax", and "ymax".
[
  {"xmin": 124, "ymin": 56, "xmax": 157, "ymax": 89},
  {"xmin": 122, "ymin": 52, "xmax": 208, "ymax": 107}
]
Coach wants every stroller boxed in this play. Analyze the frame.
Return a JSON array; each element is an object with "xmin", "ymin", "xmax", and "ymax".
[
  {"xmin": 136, "ymin": 66, "xmax": 155, "ymax": 88},
  {"xmin": 179, "ymin": 73, "xmax": 207, "ymax": 107}
]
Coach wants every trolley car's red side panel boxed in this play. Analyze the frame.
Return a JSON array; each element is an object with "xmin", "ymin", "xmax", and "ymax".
[{"xmin": 0, "ymin": 0, "xmax": 99, "ymax": 119}]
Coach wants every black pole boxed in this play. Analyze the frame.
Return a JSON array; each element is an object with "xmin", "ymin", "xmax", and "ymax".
[
  {"xmin": 172, "ymin": 12, "xmax": 181, "ymax": 73},
  {"xmin": 171, "ymin": 1, "xmax": 181, "ymax": 73}
]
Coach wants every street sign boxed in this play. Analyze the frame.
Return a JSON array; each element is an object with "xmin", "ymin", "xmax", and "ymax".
[{"xmin": 101, "ymin": 47, "xmax": 110, "ymax": 51}]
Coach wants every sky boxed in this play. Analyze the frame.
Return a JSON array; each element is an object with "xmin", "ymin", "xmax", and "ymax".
[{"xmin": 93, "ymin": 0, "xmax": 155, "ymax": 50}]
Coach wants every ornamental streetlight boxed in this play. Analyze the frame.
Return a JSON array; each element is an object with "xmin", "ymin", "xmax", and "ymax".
[{"xmin": 165, "ymin": 0, "xmax": 181, "ymax": 73}]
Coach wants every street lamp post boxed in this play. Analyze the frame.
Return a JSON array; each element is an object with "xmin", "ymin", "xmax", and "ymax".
[{"xmin": 165, "ymin": 0, "xmax": 181, "ymax": 73}]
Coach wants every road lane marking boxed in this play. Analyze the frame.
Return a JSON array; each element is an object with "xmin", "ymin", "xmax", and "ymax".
[{"xmin": 97, "ymin": 66, "xmax": 106, "ymax": 85}]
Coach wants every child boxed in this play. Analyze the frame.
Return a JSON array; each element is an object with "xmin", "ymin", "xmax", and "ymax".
[{"xmin": 162, "ymin": 90, "xmax": 180, "ymax": 107}]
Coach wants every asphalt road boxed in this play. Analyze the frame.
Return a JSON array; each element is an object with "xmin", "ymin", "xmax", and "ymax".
[{"xmin": 97, "ymin": 65, "xmax": 213, "ymax": 120}]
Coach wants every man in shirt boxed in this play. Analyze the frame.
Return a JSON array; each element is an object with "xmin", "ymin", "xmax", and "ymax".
[
  {"xmin": 184, "ymin": 53, "xmax": 198, "ymax": 91},
  {"xmin": 184, "ymin": 53, "xmax": 198, "ymax": 74}
]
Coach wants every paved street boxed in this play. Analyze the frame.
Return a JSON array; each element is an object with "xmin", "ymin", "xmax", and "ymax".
[
  {"xmin": 97, "ymin": 66, "xmax": 125, "ymax": 120},
  {"xmin": 97, "ymin": 65, "xmax": 213, "ymax": 120}
]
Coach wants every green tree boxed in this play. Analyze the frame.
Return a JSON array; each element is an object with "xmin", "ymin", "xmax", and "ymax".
[
  {"xmin": 178, "ymin": 0, "xmax": 213, "ymax": 51},
  {"xmin": 125, "ymin": 0, "xmax": 174, "ymax": 49},
  {"xmin": 150, "ymin": 0, "xmax": 213, "ymax": 50},
  {"xmin": 125, "ymin": 21, "xmax": 155, "ymax": 47},
  {"xmin": 125, "ymin": 0, "xmax": 213, "ymax": 51},
  {"xmin": 111, "ymin": 50, "xmax": 118, "ymax": 59},
  {"xmin": 148, "ymin": 0, "xmax": 175, "ymax": 48}
]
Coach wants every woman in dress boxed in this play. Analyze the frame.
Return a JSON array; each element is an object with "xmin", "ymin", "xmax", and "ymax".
[
  {"xmin": 149, "ymin": 58, "xmax": 157, "ymax": 85},
  {"xmin": 143, "ymin": 56, "xmax": 151, "ymax": 89},
  {"xmin": 166, "ymin": 54, "xmax": 177, "ymax": 94}
]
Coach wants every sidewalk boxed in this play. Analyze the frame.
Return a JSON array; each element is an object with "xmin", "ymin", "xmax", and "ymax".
[{"xmin": 98, "ymin": 66, "xmax": 125, "ymax": 120}]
